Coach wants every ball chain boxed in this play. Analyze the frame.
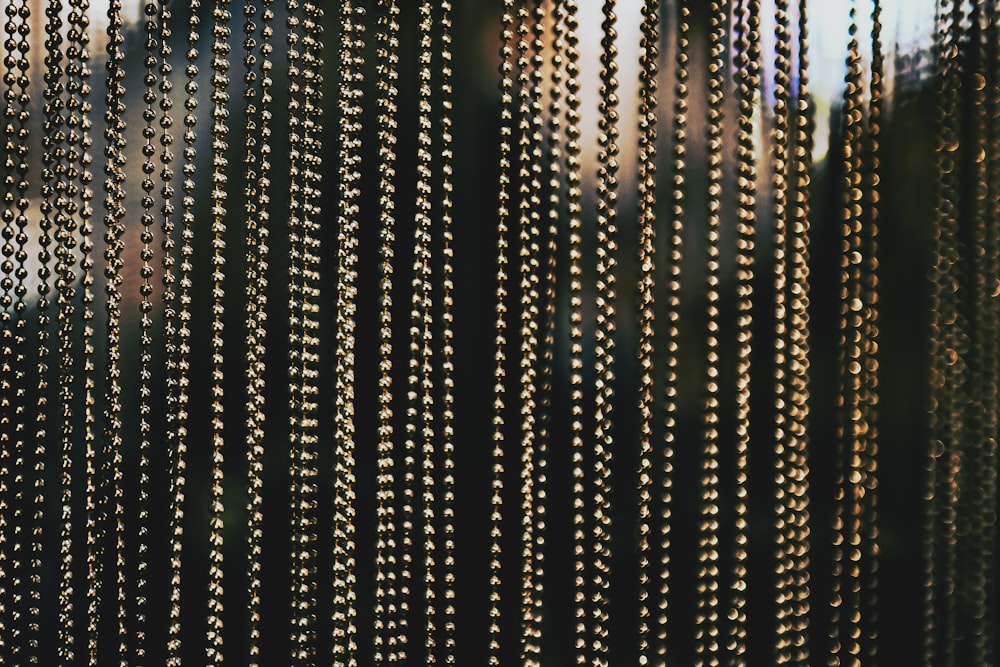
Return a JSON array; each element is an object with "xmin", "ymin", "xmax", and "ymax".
[
  {"xmin": 438, "ymin": 2, "xmax": 459, "ymax": 663},
  {"xmin": 656, "ymin": 3, "xmax": 689, "ymax": 661},
  {"xmin": 732, "ymin": 0, "xmax": 760, "ymax": 660},
  {"xmin": 206, "ymin": 5, "xmax": 232, "ymax": 664},
  {"xmin": 333, "ymin": 1, "xmax": 360, "ymax": 663},
  {"xmin": 635, "ymin": 1, "xmax": 659, "ymax": 663},
  {"xmin": 694, "ymin": 3, "xmax": 727, "ymax": 665},
  {"xmin": 490, "ymin": 2, "xmax": 516, "ymax": 664},
  {"xmin": 373, "ymin": 1, "xmax": 402, "ymax": 662}
]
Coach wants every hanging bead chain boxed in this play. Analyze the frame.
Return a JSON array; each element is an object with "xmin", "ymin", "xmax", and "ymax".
[
  {"xmin": 962, "ymin": 2, "xmax": 991, "ymax": 660},
  {"xmin": 860, "ymin": 2, "xmax": 882, "ymax": 661},
  {"xmin": 0, "ymin": 0, "xmax": 22, "ymax": 652},
  {"xmin": 731, "ymin": 0, "xmax": 759, "ymax": 660},
  {"xmin": 333, "ymin": 0, "xmax": 360, "ymax": 663},
  {"xmin": 42, "ymin": 0, "xmax": 75, "ymax": 657},
  {"xmin": 160, "ymin": 9, "xmax": 178, "ymax": 634},
  {"xmin": 58, "ymin": 11, "xmax": 81, "ymax": 660},
  {"xmin": 206, "ymin": 3, "xmax": 232, "ymax": 664},
  {"xmin": 404, "ymin": 6, "xmax": 450, "ymax": 661},
  {"xmin": 787, "ymin": 1, "xmax": 813, "ymax": 662},
  {"xmin": 135, "ymin": 3, "xmax": 160, "ymax": 659},
  {"xmin": 966, "ymin": 6, "xmax": 991, "ymax": 663},
  {"xmin": 943, "ymin": 7, "xmax": 970, "ymax": 663},
  {"xmin": 0, "ymin": 28, "xmax": 13, "ymax": 659},
  {"xmin": 167, "ymin": 0, "xmax": 201, "ymax": 660},
  {"xmin": 657, "ymin": 3, "xmax": 688, "ymax": 661},
  {"xmin": 695, "ymin": 3, "xmax": 726, "ymax": 666},
  {"xmin": 242, "ymin": 0, "xmax": 271, "ymax": 662},
  {"xmin": 241, "ymin": 0, "xmax": 261, "ymax": 658},
  {"xmin": 15, "ymin": 0, "xmax": 37, "ymax": 654},
  {"xmin": 102, "ymin": 0, "xmax": 129, "ymax": 661},
  {"xmin": 592, "ymin": 2, "xmax": 619, "ymax": 663},
  {"xmin": 948, "ymin": 8, "xmax": 975, "ymax": 661},
  {"xmin": 3, "ymin": 0, "xmax": 33, "ymax": 654},
  {"xmin": 980, "ymin": 1, "xmax": 1000, "ymax": 659},
  {"xmin": 68, "ymin": 0, "xmax": 97, "ymax": 660},
  {"xmin": 413, "ymin": 1, "xmax": 440, "ymax": 660},
  {"xmin": 28, "ymin": 0, "xmax": 50, "ymax": 661},
  {"xmin": 563, "ymin": 2, "xmax": 586, "ymax": 663},
  {"xmin": 925, "ymin": 2, "xmax": 959, "ymax": 663},
  {"xmin": 962, "ymin": 4, "xmax": 995, "ymax": 663},
  {"xmin": 831, "ymin": 4, "xmax": 867, "ymax": 664},
  {"xmin": 438, "ymin": 2, "xmax": 458, "ymax": 663},
  {"xmin": 515, "ymin": 0, "xmax": 541, "ymax": 663},
  {"xmin": 373, "ymin": 0, "xmax": 401, "ymax": 662},
  {"xmin": 772, "ymin": 2, "xmax": 799, "ymax": 663},
  {"xmin": 492, "ymin": 2, "xmax": 516, "ymax": 663},
  {"xmin": 635, "ymin": 0, "xmax": 659, "ymax": 663},
  {"xmin": 286, "ymin": 0, "xmax": 314, "ymax": 660}
]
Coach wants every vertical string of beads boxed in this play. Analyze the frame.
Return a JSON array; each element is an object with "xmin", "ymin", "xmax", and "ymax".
[
  {"xmin": 538, "ymin": 2, "xmax": 567, "ymax": 656},
  {"xmin": 438, "ymin": 2, "xmax": 459, "ymax": 663},
  {"xmin": 592, "ymin": 2, "xmax": 620, "ymax": 662},
  {"xmin": 635, "ymin": 1, "xmax": 659, "ymax": 663},
  {"xmin": 136, "ymin": 2, "xmax": 159, "ymax": 658},
  {"xmin": 42, "ymin": 0, "xmax": 72, "ymax": 657},
  {"xmin": 286, "ymin": 0, "xmax": 307, "ymax": 659},
  {"xmin": 334, "ymin": 3, "xmax": 364, "ymax": 665},
  {"xmin": 206, "ymin": 4, "xmax": 232, "ymax": 663},
  {"xmin": 0, "ymin": 0, "xmax": 24, "ymax": 654},
  {"xmin": 695, "ymin": 2, "xmax": 726, "ymax": 665},
  {"xmin": 515, "ymin": 0, "xmax": 542, "ymax": 663},
  {"xmin": 373, "ymin": 0, "xmax": 401, "ymax": 662},
  {"xmin": 57, "ymin": 0, "xmax": 80, "ymax": 652},
  {"xmin": 966, "ymin": 4, "xmax": 991, "ymax": 661},
  {"xmin": 772, "ymin": 2, "xmax": 798, "ymax": 663},
  {"xmin": 1, "ymin": 5, "xmax": 15, "ymax": 656},
  {"xmin": 731, "ymin": 0, "xmax": 759, "ymax": 659},
  {"xmin": 980, "ymin": 1, "xmax": 1000, "ymax": 659},
  {"xmin": 102, "ymin": 0, "xmax": 129, "ymax": 661},
  {"xmin": 400, "ymin": 3, "xmax": 431, "ymax": 654},
  {"xmin": 167, "ymin": 1, "xmax": 201, "ymax": 660},
  {"xmin": 4, "ymin": 0, "xmax": 33, "ymax": 655},
  {"xmin": 860, "ymin": 2, "xmax": 882, "ymax": 660},
  {"xmin": 657, "ymin": 3, "xmax": 689, "ymax": 662},
  {"xmin": 332, "ymin": 0, "xmax": 358, "ymax": 662},
  {"xmin": 72, "ymin": 0, "xmax": 98, "ymax": 659},
  {"xmin": 787, "ymin": 1, "xmax": 814, "ymax": 660},
  {"xmin": 964, "ymin": 1, "xmax": 991, "ymax": 659},
  {"xmin": 286, "ymin": 0, "xmax": 319, "ymax": 660},
  {"xmin": 491, "ymin": 2, "xmax": 516, "ymax": 663},
  {"xmin": 242, "ymin": 0, "xmax": 272, "ymax": 662},
  {"xmin": 830, "ymin": 3, "xmax": 867, "ymax": 664},
  {"xmin": 412, "ymin": 1, "xmax": 436, "ymax": 661},
  {"xmin": 72, "ymin": 0, "xmax": 98, "ymax": 619},
  {"xmin": 925, "ymin": 2, "xmax": 957, "ymax": 663},
  {"xmin": 561, "ymin": 1, "xmax": 587, "ymax": 663},
  {"xmin": 21, "ymin": 0, "xmax": 41, "ymax": 643}
]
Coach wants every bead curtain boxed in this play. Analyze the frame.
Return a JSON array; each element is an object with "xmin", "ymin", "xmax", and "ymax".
[{"xmin": 0, "ymin": 1, "xmax": 996, "ymax": 666}]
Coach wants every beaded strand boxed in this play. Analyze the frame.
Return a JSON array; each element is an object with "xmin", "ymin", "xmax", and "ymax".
[
  {"xmin": 373, "ymin": 1, "xmax": 401, "ymax": 662},
  {"xmin": 656, "ymin": 3, "xmax": 689, "ymax": 661},
  {"xmin": 636, "ymin": 1, "xmax": 659, "ymax": 663},
  {"xmin": 694, "ymin": 3, "xmax": 727, "ymax": 665},
  {"xmin": 731, "ymin": 0, "xmax": 759, "ymax": 659},
  {"xmin": 490, "ymin": 2, "xmax": 516, "ymax": 663}
]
